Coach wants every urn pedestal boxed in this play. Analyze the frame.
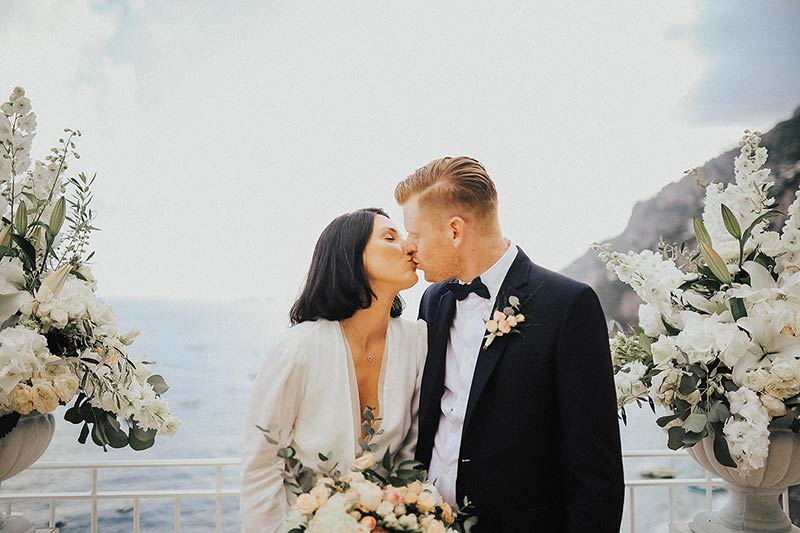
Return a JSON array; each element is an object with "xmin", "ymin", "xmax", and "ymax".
[
  {"xmin": 0, "ymin": 413, "xmax": 56, "ymax": 533},
  {"xmin": 682, "ymin": 430, "xmax": 800, "ymax": 533}
]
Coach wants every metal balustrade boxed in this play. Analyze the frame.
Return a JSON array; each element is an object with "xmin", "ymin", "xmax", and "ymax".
[{"xmin": 0, "ymin": 452, "xmax": 792, "ymax": 532}]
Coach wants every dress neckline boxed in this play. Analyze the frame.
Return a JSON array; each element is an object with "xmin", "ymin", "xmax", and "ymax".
[{"xmin": 337, "ymin": 320, "xmax": 391, "ymax": 455}]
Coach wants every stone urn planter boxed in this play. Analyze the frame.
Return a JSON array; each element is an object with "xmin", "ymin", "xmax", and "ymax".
[
  {"xmin": 0, "ymin": 412, "xmax": 56, "ymax": 533},
  {"xmin": 687, "ymin": 429, "xmax": 800, "ymax": 532}
]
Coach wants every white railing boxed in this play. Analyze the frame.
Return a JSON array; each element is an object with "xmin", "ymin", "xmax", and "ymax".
[
  {"xmin": 0, "ymin": 458, "xmax": 240, "ymax": 533},
  {"xmin": 0, "ymin": 452, "xmax": 793, "ymax": 532}
]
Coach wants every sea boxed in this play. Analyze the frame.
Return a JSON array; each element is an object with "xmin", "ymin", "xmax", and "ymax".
[{"xmin": 0, "ymin": 298, "xmax": 729, "ymax": 532}]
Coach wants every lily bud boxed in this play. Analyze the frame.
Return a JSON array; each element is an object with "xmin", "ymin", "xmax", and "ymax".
[
  {"xmin": 0, "ymin": 224, "xmax": 11, "ymax": 247},
  {"xmin": 119, "ymin": 328, "xmax": 140, "ymax": 346},
  {"xmin": 48, "ymin": 197, "xmax": 66, "ymax": 237},
  {"xmin": 14, "ymin": 202, "xmax": 28, "ymax": 235},
  {"xmin": 37, "ymin": 263, "xmax": 72, "ymax": 302}
]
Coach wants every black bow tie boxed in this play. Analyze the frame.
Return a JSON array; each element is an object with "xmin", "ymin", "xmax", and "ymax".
[{"xmin": 445, "ymin": 277, "xmax": 490, "ymax": 301}]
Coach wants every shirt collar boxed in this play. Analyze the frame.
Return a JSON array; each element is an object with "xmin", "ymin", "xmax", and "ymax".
[{"xmin": 458, "ymin": 242, "xmax": 518, "ymax": 303}]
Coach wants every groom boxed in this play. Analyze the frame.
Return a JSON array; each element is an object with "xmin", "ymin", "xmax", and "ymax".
[{"xmin": 395, "ymin": 157, "xmax": 624, "ymax": 532}]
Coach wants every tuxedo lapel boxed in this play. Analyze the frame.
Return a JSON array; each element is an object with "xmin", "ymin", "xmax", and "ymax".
[
  {"xmin": 463, "ymin": 249, "xmax": 532, "ymax": 432},
  {"xmin": 418, "ymin": 290, "xmax": 456, "ymax": 437}
]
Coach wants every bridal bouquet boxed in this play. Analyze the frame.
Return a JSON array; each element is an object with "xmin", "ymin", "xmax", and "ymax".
[
  {"xmin": 0, "ymin": 86, "xmax": 179, "ymax": 450},
  {"xmin": 595, "ymin": 130, "xmax": 800, "ymax": 472},
  {"xmin": 262, "ymin": 408, "xmax": 475, "ymax": 533}
]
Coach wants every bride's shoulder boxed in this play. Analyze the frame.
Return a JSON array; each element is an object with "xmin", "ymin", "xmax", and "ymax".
[
  {"xmin": 389, "ymin": 316, "xmax": 427, "ymax": 343},
  {"xmin": 270, "ymin": 319, "xmax": 337, "ymax": 355}
]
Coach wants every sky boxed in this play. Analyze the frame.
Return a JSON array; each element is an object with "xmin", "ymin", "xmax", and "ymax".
[{"xmin": 1, "ymin": 1, "xmax": 798, "ymax": 312}]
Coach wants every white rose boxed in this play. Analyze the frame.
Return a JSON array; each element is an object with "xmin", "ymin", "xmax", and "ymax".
[
  {"xmin": 675, "ymin": 314, "xmax": 717, "ymax": 364},
  {"xmin": 651, "ymin": 336, "xmax": 681, "ymax": 367},
  {"xmin": 742, "ymin": 370, "xmax": 768, "ymax": 393},
  {"xmin": 52, "ymin": 372, "xmax": 79, "ymax": 402},
  {"xmin": 355, "ymin": 482, "xmax": 382, "ymax": 512},
  {"xmin": 639, "ymin": 304, "xmax": 667, "ymax": 337},
  {"xmin": 49, "ymin": 307, "xmax": 69, "ymax": 329},
  {"xmin": 353, "ymin": 452, "xmax": 377, "ymax": 470},
  {"xmin": 760, "ymin": 394, "xmax": 787, "ymax": 417},
  {"xmin": 398, "ymin": 513, "xmax": 419, "ymax": 528},
  {"xmin": 376, "ymin": 500, "xmax": 395, "ymax": 517}
]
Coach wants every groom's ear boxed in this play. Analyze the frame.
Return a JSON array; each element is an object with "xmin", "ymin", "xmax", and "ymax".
[{"xmin": 449, "ymin": 216, "xmax": 466, "ymax": 248}]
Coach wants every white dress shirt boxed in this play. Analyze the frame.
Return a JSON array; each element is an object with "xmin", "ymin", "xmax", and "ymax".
[
  {"xmin": 428, "ymin": 243, "xmax": 518, "ymax": 506},
  {"xmin": 240, "ymin": 318, "xmax": 427, "ymax": 532}
]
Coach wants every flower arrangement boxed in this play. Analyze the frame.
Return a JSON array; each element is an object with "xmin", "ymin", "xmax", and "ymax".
[
  {"xmin": 261, "ymin": 407, "xmax": 475, "ymax": 533},
  {"xmin": 595, "ymin": 130, "xmax": 800, "ymax": 471},
  {"xmin": 0, "ymin": 86, "xmax": 178, "ymax": 450}
]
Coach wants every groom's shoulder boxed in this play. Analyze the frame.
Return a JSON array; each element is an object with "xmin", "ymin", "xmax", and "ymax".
[
  {"xmin": 526, "ymin": 260, "xmax": 597, "ymax": 304},
  {"xmin": 419, "ymin": 282, "xmax": 449, "ymax": 312}
]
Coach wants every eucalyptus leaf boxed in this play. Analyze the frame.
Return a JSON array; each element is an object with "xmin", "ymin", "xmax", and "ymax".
[
  {"xmin": 667, "ymin": 426, "xmax": 686, "ymax": 450},
  {"xmin": 713, "ymin": 431, "xmax": 737, "ymax": 468},
  {"xmin": 684, "ymin": 413, "xmax": 708, "ymax": 434},
  {"xmin": 147, "ymin": 374, "xmax": 169, "ymax": 395}
]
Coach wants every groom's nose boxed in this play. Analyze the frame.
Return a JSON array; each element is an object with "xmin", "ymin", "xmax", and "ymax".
[{"xmin": 403, "ymin": 238, "xmax": 417, "ymax": 255}]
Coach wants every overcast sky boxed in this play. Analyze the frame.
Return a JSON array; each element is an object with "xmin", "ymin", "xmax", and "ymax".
[{"xmin": 1, "ymin": 1, "xmax": 798, "ymax": 311}]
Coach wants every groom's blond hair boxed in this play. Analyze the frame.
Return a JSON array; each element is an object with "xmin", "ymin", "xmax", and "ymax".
[{"xmin": 394, "ymin": 156, "xmax": 498, "ymax": 220}]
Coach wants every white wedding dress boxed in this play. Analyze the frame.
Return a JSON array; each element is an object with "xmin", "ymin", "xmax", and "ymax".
[{"xmin": 240, "ymin": 317, "xmax": 427, "ymax": 532}]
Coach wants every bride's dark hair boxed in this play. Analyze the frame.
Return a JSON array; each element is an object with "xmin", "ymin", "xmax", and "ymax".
[{"xmin": 290, "ymin": 207, "xmax": 405, "ymax": 325}]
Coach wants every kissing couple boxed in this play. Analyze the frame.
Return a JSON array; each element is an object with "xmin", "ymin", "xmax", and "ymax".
[{"xmin": 240, "ymin": 156, "xmax": 625, "ymax": 532}]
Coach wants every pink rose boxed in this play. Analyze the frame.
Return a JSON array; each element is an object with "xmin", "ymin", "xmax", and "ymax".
[{"xmin": 498, "ymin": 319, "xmax": 511, "ymax": 334}]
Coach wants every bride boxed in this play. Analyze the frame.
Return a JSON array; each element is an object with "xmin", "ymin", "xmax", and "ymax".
[{"xmin": 240, "ymin": 207, "xmax": 426, "ymax": 531}]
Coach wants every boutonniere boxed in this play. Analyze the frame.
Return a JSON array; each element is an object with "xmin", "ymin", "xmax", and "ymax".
[{"xmin": 483, "ymin": 295, "xmax": 526, "ymax": 348}]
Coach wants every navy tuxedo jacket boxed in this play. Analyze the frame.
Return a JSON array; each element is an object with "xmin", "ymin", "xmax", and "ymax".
[{"xmin": 415, "ymin": 247, "xmax": 624, "ymax": 532}]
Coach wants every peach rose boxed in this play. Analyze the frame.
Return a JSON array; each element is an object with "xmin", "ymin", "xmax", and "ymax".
[
  {"xmin": 440, "ymin": 502, "xmax": 454, "ymax": 524},
  {"xmin": 416, "ymin": 491, "xmax": 438, "ymax": 513},
  {"xmin": 310, "ymin": 485, "xmax": 330, "ymax": 508},
  {"xmin": 498, "ymin": 319, "xmax": 511, "ymax": 334},
  {"xmin": 384, "ymin": 486, "xmax": 405, "ymax": 505},
  {"xmin": 31, "ymin": 380, "xmax": 59, "ymax": 413},
  {"xmin": 485, "ymin": 320, "xmax": 498, "ymax": 333},
  {"xmin": 360, "ymin": 516, "xmax": 377, "ymax": 529},
  {"xmin": 13, "ymin": 383, "xmax": 35, "ymax": 414},
  {"xmin": 493, "ymin": 310, "xmax": 507, "ymax": 322},
  {"xmin": 295, "ymin": 493, "xmax": 319, "ymax": 515}
]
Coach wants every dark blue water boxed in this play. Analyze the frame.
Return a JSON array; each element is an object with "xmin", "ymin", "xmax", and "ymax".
[{"xmin": 0, "ymin": 299, "xmax": 717, "ymax": 532}]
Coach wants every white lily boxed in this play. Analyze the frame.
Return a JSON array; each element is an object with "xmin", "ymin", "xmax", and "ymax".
[
  {"xmin": 728, "ymin": 261, "xmax": 800, "ymax": 304},
  {"xmin": 733, "ymin": 316, "xmax": 800, "ymax": 384}
]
